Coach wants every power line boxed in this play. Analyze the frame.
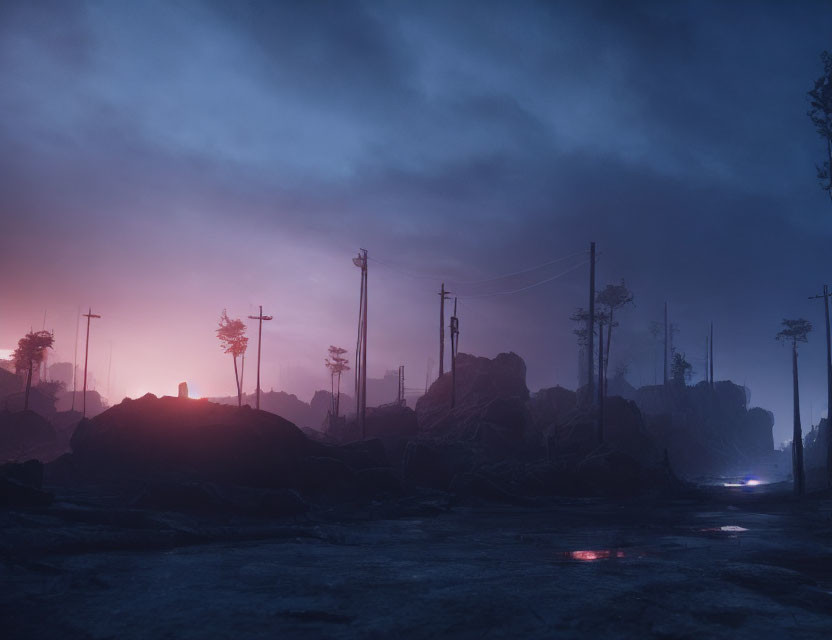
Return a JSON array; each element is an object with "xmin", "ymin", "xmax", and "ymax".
[
  {"xmin": 368, "ymin": 249, "xmax": 587, "ymax": 286},
  {"xmin": 457, "ymin": 258, "xmax": 594, "ymax": 299}
]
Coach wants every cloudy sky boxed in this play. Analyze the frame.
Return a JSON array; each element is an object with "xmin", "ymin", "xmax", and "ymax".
[{"xmin": 1, "ymin": 0, "xmax": 831, "ymax": 442}]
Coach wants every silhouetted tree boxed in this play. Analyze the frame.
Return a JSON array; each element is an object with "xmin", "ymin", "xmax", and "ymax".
[
  {"xmin": 670, "ymin": 352, "xmax": 693, "ymax": 387},
  {"xmin": 571, "ymin": 308, "xmax": 590, "ymax": 349},
  {"xmin": 325, "ymin": 345, "xmax": 350, "ymax": 418},
  {"xmin": 808, "ymin": 51, "xmax": 832, "ymax": 202},
  {"xmin": 596, "ymin": 280, "xmax": 634, "ymax": 386},
  {"xmin": 777, "ymin": 318, "xmax": 813, "ymax": 496},
  {"xmin": 13, "ymin": 330, "xmax": 54, "ymax": 411},
  {"xmin": 216, "ymin": 309, "xmax": 248, "ymax": 407},
  {"xmin": 572, "ymin": 307, "xmax": 610, "ymax": 397}
]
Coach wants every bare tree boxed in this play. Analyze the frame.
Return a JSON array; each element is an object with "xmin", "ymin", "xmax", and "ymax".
[
  {"xmin": 325, "ymin": 345, "xmax": 350, "ymax": 418},
  {"xmin": 572, "ymin": 307, "xmax": 610, "ymax": 397},
  {"xmin": 216, "ymin": 309, "xmax": 248, "ymax": 407},
  {"xmin": 596, "ymin": 280, "xmax": 634, "ymax": 386},
  {"xmin": 777, "ymin": 318, "xmax": 813, "ymax": 496},
  {"xmin": 13, "ymin": 330, "xmax": 54, "ymax": 411},
  {"xmin": 670, "ymin": 352, "xmax": 693, "ymax": 387},
  {"xmin": 808, "ymin": 51, "xmax": 832, "ymax": 203}
]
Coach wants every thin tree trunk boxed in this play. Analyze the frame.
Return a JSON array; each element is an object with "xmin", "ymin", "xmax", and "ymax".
[
  {"xmin": 330, "ymin": 372, "xmax": 335, "ymax": 416},
  {"xmin": 824, "ymin": 285, "xmax": 832, "ymax": 489},
  {"xmin": 233, "ymin": 355, "xmax": 241, "ymax": 407},
  {"xmin": 827, "ymin": 137, "xmax": 832, "ymax": 202},
  {"xmin": 24, "ymin": 362, "xmax": 33, "ymax": 411},
  {"xmin": 663, "ymin": 302, "xmax": 668, "ymax": 387},
  {"xmin": 605, "ymin": 308, "xmax": 613, "ymax": 385},
  {"xmin": 336, "ymin": 371, "xmax": 341, "ymax": 418},
  {"xmin": 240, "ymin": 353, "xmax": 245, "ymax": 403},
  {"xmin": 792, "ymin": 343, "xmax": 805, "ymax": 496}
]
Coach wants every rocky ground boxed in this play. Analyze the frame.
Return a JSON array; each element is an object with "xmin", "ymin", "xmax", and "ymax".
[{"xmin": 2, "ymin": 484, "xmax": 831, "ymax": 639}]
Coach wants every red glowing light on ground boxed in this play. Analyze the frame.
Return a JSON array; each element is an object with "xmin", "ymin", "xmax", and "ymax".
[{"xmin": 566, "ymin": 550, "xmax": 626, "ymax": 561}]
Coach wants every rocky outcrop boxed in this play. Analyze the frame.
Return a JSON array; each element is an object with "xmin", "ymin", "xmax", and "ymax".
[
  {"xmin": 415, "ymin": 352, "xmax": 539, "ymax": 461},
  {"xmin": 633, "ymin": 381, "xmax": 775, "ymax": 476},
  {"xmin": 329, "ymin": 404, "xmax": 418, "ymax": 462},
  {"xmin": 0, "ymin": 410, "xmax": 57, "ymax": 462},
  {"xmin": 63, "ymin": 394, "xmax": 405, "ymax": 504}
]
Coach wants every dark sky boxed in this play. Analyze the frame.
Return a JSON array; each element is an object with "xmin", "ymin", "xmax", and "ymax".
[{"xmin": 1, "ymin": 0, "xmax": 831, "ymax": 443}]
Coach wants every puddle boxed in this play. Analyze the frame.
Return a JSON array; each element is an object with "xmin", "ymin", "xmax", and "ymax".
[
  {"xmin": 723, "ymin": 479, "xmax": 763, "ymax": 487},
  {"xmin": 699, "ymin": 525, "xmax": 749, "ymax": 535},
  {"xmin": 560, "ymin": 549, "xmax": 626, "ymax": 562}
]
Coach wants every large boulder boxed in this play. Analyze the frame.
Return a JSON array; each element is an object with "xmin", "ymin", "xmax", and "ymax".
[
  {"xmin": 528, "ymin": 386, "xmax": 578, "ymax": 433},
  {"xmin": 633, "ymin": 380, "xmax": 776, "ymax": 477},
  {"xmin": 415, "ymin": 352, "xmax": 538, "ymax": 460},
  {"xmin": 329, "ymin": 404, "xmax": 418, "ymax": 463},
  {"xmin": 0, "ymin": 410, "xmax": 57, "ymax": 462},
  {"xmin": 70, "ymin": 394, "xmax": 311, "ymax": 488}
]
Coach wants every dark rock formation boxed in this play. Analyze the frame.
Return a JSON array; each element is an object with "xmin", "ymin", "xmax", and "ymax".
[
  {"xmin": 55, "ymin": 390, "xmax": 106, "ymax": 417},
  {"xmin": 70, "ymin": 394, "xmax": 312, "ymax": 488},
  {"xmin": 0, "ymin": 459, "xmax": 43, "ymax": 489},
  {"xmin": 415, "ymin": 352, "xmax": 538, "ymax": 461},
  {"xmin": 633, "ymin": 380, "xmax": 775, "ymax": 476},
  {"xmin": 329, "ymin": 404, "xmax": 418, "ymax": 463},
  {"xmin": 0, "ymin": 476, "xmax": 53, "ymax": 507},
  {"xmin": 0, "ymin": 410, "xmax": 57, "ymax": 462},
  {"xmin": 1, "ymin": 456, "xmax": 52, "ymax": 506}
]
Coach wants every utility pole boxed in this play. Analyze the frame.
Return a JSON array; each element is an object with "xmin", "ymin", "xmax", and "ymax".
[
  {"xmin": 793, "ymin": 338, "xmax": 805, "ymax": 496},
  {"xmin": 587, "ymin": 242, "xmax": 596, "ymax": 406},
  {"xmin": 82, "ymin": 308, "xmax": 101, "ymax": 418},
  {"xmin": 809, "ymin": 285, "xmax": 832, "ymax": 488},
  {"xmin": 438, "ymin": 283, "xmax": 452, "ymax": 378},
  {"xmin": 450, "ymin": 297, "xmax": 459, "ymax": 408},
  {"xmin": 598, "ymin": 315, "xmax": 605, "ymax": 444},
  {"xmin": 41, "ymin": 310, "xmax": 48, "ymax": 382},
  {"xmin": 397, "ymin": 365, "xmax": 405, "ymax": 406},
  {"xmin": 709, "ymin": 321, "xmax": 714, "ymax": 388},
  {"xmin": 353, "ymin": 249, "xmax": 368, "ymax": 437},
  {"xmin": 663, "ymin": 302, "xmax": 669, "ymax": 387},
  {"xmin": 248, "ymin": 305, "xmax": 273, "ymax": 410},
  {"xmin": 71, "ymin": 306, "xmax": 80, "ymax": 412}
]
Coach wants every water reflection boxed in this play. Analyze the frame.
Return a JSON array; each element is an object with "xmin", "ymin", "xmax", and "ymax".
[
  {"xmin": 564, "ymin": 550, "xmax": 626, "ymax": 561},
  {"xmin": 699, "ymin": 525, "xmax": 749, "ymax": 534}
]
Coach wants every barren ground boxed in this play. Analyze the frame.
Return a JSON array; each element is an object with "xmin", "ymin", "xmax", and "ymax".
[{"xmin": 2, "ymin": 486, "xmax": 832, "ymax": 639}]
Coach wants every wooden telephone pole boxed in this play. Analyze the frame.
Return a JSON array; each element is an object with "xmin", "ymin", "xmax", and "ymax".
[
  {"xmin": 587, "ymin": 242, "xmax": 596, "ymax": 405},
  {"xmin": 71, "ymin": 306, "xmax": 80, "ymax": 412},
  {"xmin": 353, "ymin": 250, "xmax": 368, "ymax": 437},
  {"xmin": 709, "ymin": 321, "xmax": 714, "ymax": 388},
  {"xmin": 82, "ymin": 308, "xmax": 101, "ymax": 418},
  {"xmin": 663, "ymin": 302, "xmax": 669, "ymax": 387},
  {"xmin": 809, "ymin": 285, "xmax": 832, "ymax": 488},
  {"xmin": 438, "ymin": 283, "xmax": 452, "ymax": 378},
  {"xmin": 397, "ymin": 365, "xmax": 405, "ymax": 405},
  {"xmin": 248, "ymin": 305, "xmax": 273, "ymax": 410},
  {"xmin": 450, "ymin": 297, "xmax": 459, "ymax": 408},
  {"xmin": 598, "ymin": 314, "xmax": 605, "ymax": 443}
]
